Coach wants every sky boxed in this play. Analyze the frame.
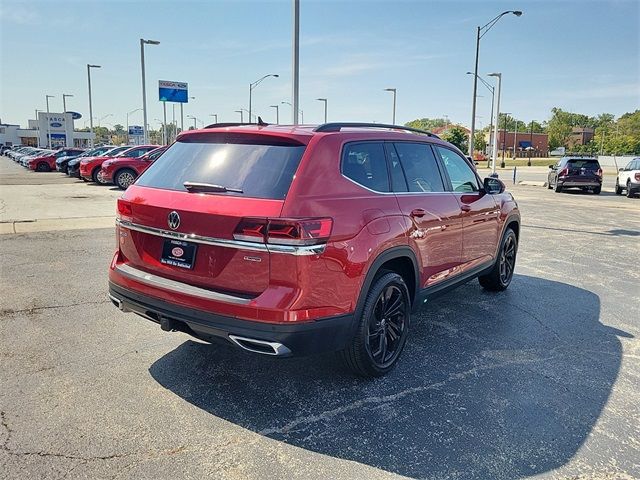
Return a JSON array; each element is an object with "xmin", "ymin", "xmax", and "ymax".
[{"xmin": 1, "ymin": 0, "xmax": 639, "ymax": 131}]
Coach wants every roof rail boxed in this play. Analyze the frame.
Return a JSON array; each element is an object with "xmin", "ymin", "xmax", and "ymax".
[
  {"xmin": 314, "ymin": 122, "xmax": 438, "ymax": 137},
  {"xmin": 204, "ymin": 116, "xmax": 269, "ymax": 129}
]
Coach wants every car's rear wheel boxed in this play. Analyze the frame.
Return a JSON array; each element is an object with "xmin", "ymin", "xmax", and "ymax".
[
  {"xmin": 115, "ymin": 169, "xmax": 137, "ymax": 190},
  {"xmin": 340, "ymin": 272, "xmax": 411, "ymax": 377},
  {"xmin": 92, "ymin": 167, "xmax": 107, "ymax": 184},
  {"xmin": 627, "ymin": 180, "xmax": 634, "ymax": 198},
  {"xmin": 36, "ymin": 162, "xmax": 50, "ymax": 172},
  {"xmin": 615, "ymin": 179, "xmax": 622, "ymax": 195},
  {"xmin": 593, "ymin": 186, "xmax": 601, "ymax": 194},
  {"xmin": 479, "ymin": 228, "xmax": 517, "ymax": 292},
  {"xmin": 554, "ymin": 182, "xmax": 562, "ymax": 193}
]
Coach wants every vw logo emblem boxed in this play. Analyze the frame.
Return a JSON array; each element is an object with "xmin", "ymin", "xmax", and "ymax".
[{"xmin": 167, "ymin": 211, "xmax": 180, "ymax": 230}]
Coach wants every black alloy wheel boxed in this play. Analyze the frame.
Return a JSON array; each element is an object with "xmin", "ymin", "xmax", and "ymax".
[
  {"xmin": 366, "ymin": 284, "xmax": 408, "ymax": 369},
  {"xmin": 499, "ymin": 233, "xmax": 517, "ymax": 286}
]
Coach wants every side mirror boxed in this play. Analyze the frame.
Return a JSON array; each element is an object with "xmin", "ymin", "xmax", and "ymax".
[
  {"xmin": 484, "ymin": 177, "xmax": 505, "ymax": 194},
  {"xmin": 618, "ymin": 168, "xmax": 623, "ymax": 172},
  {"xmin": 548, "ymin": 164, "xmax": 555, "ymax": 169}
]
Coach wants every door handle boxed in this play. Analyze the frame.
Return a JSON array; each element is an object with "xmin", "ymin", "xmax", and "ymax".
[
  {"xmin": 461, "ymin": 204, "xmax": 472, "ymax": 212},
  {"xmin": 410, "ymin": 208, "xmax": 426, "ymax": 218}
]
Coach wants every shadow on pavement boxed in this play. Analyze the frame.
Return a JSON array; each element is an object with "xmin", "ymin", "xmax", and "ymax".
[{"xmin": 149, "ymin": 274, "xmax": 629, "ymax": 479}]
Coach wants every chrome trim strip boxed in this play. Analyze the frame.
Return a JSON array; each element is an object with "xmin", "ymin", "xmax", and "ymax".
[
  {"xmin": 116, "ymin": 219, "xmax": 326, "ymax": 256},
  {"xmin": 228, "ymin": 335, "xmax": 291, "ymax": 356},
  {"xmin": 114, "ymin": 263, "xmax": 252, "ymax": 305}
]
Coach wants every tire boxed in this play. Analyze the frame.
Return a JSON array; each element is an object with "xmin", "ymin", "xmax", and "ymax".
[
  {"xmin": 615, "ymin": 179, "xmax": 622, "ymax": 195},
  {"xmin": 115, "ymin": 168, "xmax": 137, "ymax": 190},
  {"xmin": 554, "ymin": 182, "xmax": 562, "ymax": 193},
  {"xmin": 92, "ymin": 167, "xmax": 106, "ymax": 184},
  {"xmin": 547, "ymin": 181, "xmax": 552, "ymax": 190},
  {"xmin": 627, "ymin": 181, "xmax": 634, "ymax": 198},
  {"xmin": 593, "ymin": 186, "xmax": 601, "ymax": 195},
  {"xmin": 36, "ymin": 162, "xmax": 50, "ymax": 172},
  {"xmin": 479, "ymin": 228, "xmax": 518, "ymax": 292},
  {"xmin": 340, "ymin": 272, "xmax": 411, "ymax": 377}
]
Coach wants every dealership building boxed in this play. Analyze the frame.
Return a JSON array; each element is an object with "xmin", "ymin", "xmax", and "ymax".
[{"xmin": 0, "ymin": 112, "xmax": 95, "ymax": 148}]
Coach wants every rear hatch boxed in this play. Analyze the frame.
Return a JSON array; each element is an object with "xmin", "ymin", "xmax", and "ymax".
[
  {"xmin": 566, "ymin": 159, "xmax": 601, "ymax": 179},
  {"xmin": 117, "ymin": 131, "xmax": 308, "ymax": 297}
]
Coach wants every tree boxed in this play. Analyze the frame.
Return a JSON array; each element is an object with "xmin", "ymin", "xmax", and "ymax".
[
  {"xmin": 442, "ymin": 126, "xmax": 468, "ymax": 152},
  {"xmin": 405, "ymin": 118, "xmax": 448, "ymax": 131},
  {"xmin": 473, "ymin": 131, "xmax": 487, "ymax": 153}
]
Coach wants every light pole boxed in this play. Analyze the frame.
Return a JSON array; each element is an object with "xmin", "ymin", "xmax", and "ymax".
[
  {"xmin": 384, "ymin": 88, "xmax": 397, "ymax": 124},
  {"xmin": 501, "ymin": 112, "xmax": 511, "ymax": 167},
  {"xmin": 35, "ymin": 109, "xmax": 41, "ymax": 147},
  {"xmin": 249, "ymin": 74, "xmax": 279, "ymax": 124},
  {"xmin": 62, "ymin": 94, "xmax": 73, "ymax": 113},
  {"xmin": 281, "ymin": 101, "xmax": 303, "ymax": 123},
  {"xmin": 126, "ymin": 108, "xmax": 142, "ymax": 144},
  {"xmin": 180, "ymin": 96, "xmax": 195, "ymax": 133},
  {"xmin": 241, "ymin": 109, "xmax": 256, "ymax": 122},
  {"xmin": 235, "ymin": 110, "xmax": 244, "ymax": 122},
  {"xmin": 466, "ymin": 72, "xmax": 495, "ymax": 159},
  {"xmin": 270, "ymin": 105, "xmax": 279, "ymax": 124},
  {"xmin": 292, "ymin": 0, "xmax": 300, "ymax": 125},
  {"xmin": 98, "ymin": 114, "xmax": 113, "ymax": 127},
  {"xmin": 45, "ymin": 95, "xmax": 54, "ymax": 148},
  {"xmin": 469, "ymin": 10, "xmax": 522, "ymax": 157},
  {"xmin": 209, "ymin": 114, "xmax": 218, "ymax": 124},
  {"xmin": 140, "ymin": 38, "xmax": 160, "ymax": 144},
  {"xmin": 87, "ymin": 64, "xmax": 101, "ymax": 147},
  {"xmin": 187, "ymin": 115, "xmax": 197, "ymax": 129},
  {"xmin": 488, "ymin": 73, "xmax": 502, "ymax": 175},
  {"xmin": 316, "ymin": 98, "xmax": 327, "ymax": 123}
]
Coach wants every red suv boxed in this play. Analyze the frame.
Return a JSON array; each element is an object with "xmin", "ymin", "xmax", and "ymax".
[
  {"xmin": 108, "ymin": 122, "xmax": 520, "ymax": 376},
  {"xmin": 80, "ymin": 145, "xmax": 159, "ymax": 184},
  {"xmin": 100, "ymin": 146, "xmax": 167, "ymax": 190}
]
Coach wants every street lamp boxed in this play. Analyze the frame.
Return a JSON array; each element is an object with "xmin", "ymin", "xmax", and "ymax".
[
  {"xmin": 466, "ymin": 72, "xmax": 495, "ymax": 162},
  {"xmin": 281, "ymin": 101, "xmax": 303, "ymax": 123},
  {"xmin": 487, "ymin": 73, "xmax": 502, "ymax": 175},
  {"xmin": 62, "ymin": 94, "xmax": 74, "ymax": 113},
  {"xmin": 249, "ymin": 74, "xmax": 279, "ymax": 124},
  {"xmin": 500, "ymin": 111, "xmax": 511, "ymax": 168},
  {"xmin": 180, "ymin": 96, "xmax": 195, "ymax": 133},
  {"xmin": 140, "ymin": 38, "xmax": 160, "ymax": 144},
  {"xmin": 187, "ymin": 115, "xmax": 197, "ymax": 129},
  {"xmin": 209, "ymin": 113, "xmax": 218, "ymax": 124},
  {"xmin": 270, "ymin": 105, "xmax": 279, "ymax": 124},
  {"xmin": 86, "ymin": 64, "xmax": 101, "ymax": 147},
  {"xmin": 384, "ymin": 88, "xmax": 397, "ymax": 124},
  {"xmin": 126, "ymin": 108, "xmax": 142, "ymax": 144},
  {"xmin": 316, "ymin": 98, "xmax": 327, "ymax": 123},
  {"xmin": 45, "ymin": 95, "xmax": 54, "ymax": 148},
  {"xmin": 241, "ymin": 109, "xmax": 257, "ymax": 122},
  {"xmin": 468, "ymin": 10, "xmax": 522, "ymax": 157},
  {"xmin": 235, "ymin": 110, "xmax": 244, "ymax": 122}
]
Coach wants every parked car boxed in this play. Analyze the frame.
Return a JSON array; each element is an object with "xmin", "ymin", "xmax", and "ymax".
[
  {"xmin": 108, "ymin": 122, "xmax": 520, "ymax": 377},
  {"xmin": 68, "ymin": 146, "xmax": 129, "ymax": 179},
  {"xmin": 80, "ymin": 145, "xmax": 159, "ymax": 184},
  {"xmin": 57, "ymin": 146, "xmax": 114, "ymax": 173},
  {"xmin": 21, "ymin": 148, "xmax": 53, "ymax": 167},
  {"xmin": 27, "ymin": 148, "xmax": 85, "ymax": 172},
  {"xmin": 547, "ymin": 156, "xmax": 602, "ymax": 194},
  {"xmin": 101, "ymin": 146, "xmax": 167, "ymax": 189},
  {"xmin": 615, "ymin": 157, "xmax": 640, "ymax": 198}
]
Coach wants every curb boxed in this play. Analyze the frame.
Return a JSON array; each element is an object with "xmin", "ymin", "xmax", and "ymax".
[
  {"xmin": 0, "ymin": 216, "xmax": 115, "ymax": 235},
  {"xmin": 518, "ymin": 181, "xmax": 547, "ymax": 187}
]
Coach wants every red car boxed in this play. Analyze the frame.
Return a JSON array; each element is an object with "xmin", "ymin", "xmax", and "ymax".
[
  {"xmin": 28, "ymin": 148, "xmax": 85, "ymax": 172},
  {"xmin": 101, "ymin": 146, "xmax": 167, "ymax": 190},
  {"xmin": 109, "ymin": 122, "xmax": 520, "ymax": 377},
  {"xmin": 79, "ymin": 145, "xmax": 159, "ymax": 184}
]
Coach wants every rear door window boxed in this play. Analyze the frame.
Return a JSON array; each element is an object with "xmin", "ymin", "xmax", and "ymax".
[
  {"xmin": 392, "ymin": 142, "xmax": 445, "ymax": 192},
  {"xmin": 136, "ymin": 140, "xmax": 306, "ymax": 200},
  {"xmin": 342, "ymin": 142, "xmax": 390, "ymax": 192},
  {"xmin": 567, "ymin": 159, "xmax": 600, "ymax": 170}
]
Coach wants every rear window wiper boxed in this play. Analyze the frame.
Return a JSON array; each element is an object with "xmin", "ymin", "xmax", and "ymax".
[{"xmin": 183, "ymin": 181, "xmax": 243, "ymax": 194}]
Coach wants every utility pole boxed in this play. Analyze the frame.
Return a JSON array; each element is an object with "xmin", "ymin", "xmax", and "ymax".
[
  {"xmin": 292, "ymin": 0, "xmax": 300, "ymax": 124},
  {"xmin": 513, "ymin": 121, "xmax": 518, "ymax": 159},
  {"xmin": 270, "ymin": 105, "xmax": 279, "ymax": 124},
  {"xmin": 528, "ymin": 120, "xmax": 533, "ymax": 166},
  {"xmin": 87, "ymin": 64, "xmax": 100, "ymax": 147}
]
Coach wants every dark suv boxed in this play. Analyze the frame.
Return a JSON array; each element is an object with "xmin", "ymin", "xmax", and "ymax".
[
  {"xmin": 547, "ymin": 156, "xmax": 603, "ymax": 194},
  {"xmin": 108, "ymin": 122, "xmax": 520, "ymax": 377}
]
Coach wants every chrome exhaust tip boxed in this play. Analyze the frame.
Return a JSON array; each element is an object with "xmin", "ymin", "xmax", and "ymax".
[{"xmin": 228, "ymin": 335, "xmax": 291, "ymax": 356}]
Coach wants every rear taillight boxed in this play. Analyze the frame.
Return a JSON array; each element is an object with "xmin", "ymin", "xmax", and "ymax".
[
  {"xmin": 233, "ymin": 217, "xmax": 333, "ymax": 246},
  {"xmin": 117, "ymin": 198, "xmax": 132, "ymax": 218},
  {"xmin": 635, "ymin": 173, "xmax": 640, "ymax": 182},
  {"xmin": 596, "ymin": 168, "xmax": 603, "ymax": 177},
  {"xmin": 558, "ymin": 168, "xmax": 569, "ymax": 177}
]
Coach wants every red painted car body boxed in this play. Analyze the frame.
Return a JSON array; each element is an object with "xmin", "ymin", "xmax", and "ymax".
[
  {"xmin": 109, "ymin": 124, "xmax": 520, "ymax": 363},
  {"xmin": 28, "ymin": 148, "xmax": 85, "ymax": 172},
  {"xmin": 80, "ymin": 145, "xmax": 158, "ymax": 182},
  {"xmin": 100, "ymin": 146, "xmax": 167, "ymax": 186}
]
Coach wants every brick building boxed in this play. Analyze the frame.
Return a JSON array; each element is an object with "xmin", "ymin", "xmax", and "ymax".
[
  {"xmin": 488, "ymin": 130, "xmax": 549, "ymax": 157},
  {"xmin": 568, "ymin": 127, "xmax": 595, "ymax": 147}
]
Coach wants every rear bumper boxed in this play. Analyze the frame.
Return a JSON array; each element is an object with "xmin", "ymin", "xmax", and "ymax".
[
  {"xmin": 558, "ymin": 178, "xmax": 601, "ymax": 188},
  {"xmin": 628, "ymin": 181, "xmax": 640, "ymax": 194},
  {"xmin": 108, "ymin": 282, "xmax": 355, "ymax": 357}
]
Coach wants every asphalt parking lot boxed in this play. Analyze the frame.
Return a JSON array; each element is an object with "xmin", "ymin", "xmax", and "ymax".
[{"xmin": 1, "ymin": 156, "xmax": 639, "ymax": 479}]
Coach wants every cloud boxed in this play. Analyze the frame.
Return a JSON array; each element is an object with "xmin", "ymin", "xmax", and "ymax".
[{"xmin": 0, "ymin": 3, "xmax": 41, "ymax": 25}]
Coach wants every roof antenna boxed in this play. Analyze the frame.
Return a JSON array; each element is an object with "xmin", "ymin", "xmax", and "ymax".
[{"xmin": 257, "ymin": 116, "xmax": 268, "ymax": 126}]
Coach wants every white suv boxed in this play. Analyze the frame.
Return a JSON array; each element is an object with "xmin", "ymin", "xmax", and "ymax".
[{"xmin": 615, "ymin": 158, "xmax": 640, "ymax": 198}]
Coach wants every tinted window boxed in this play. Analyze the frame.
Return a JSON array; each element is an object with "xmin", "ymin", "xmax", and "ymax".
[
  {"xmin": 435, "ymin": 146, "xmax": 479, "ymax": 193},
  {"xmin": 567, "ymin": 159, "xmax": 599, "ymax": 169},
  {"xmin": 105, "ymin": 146, "xmax": 130, "ymax": 156},
  {"xmin": 393, "ymin": 142, "xmax": 444, "ymax": 192},
  {"xmin": 137, "ymin": 141, "xmax": 305, "ymax": 200},
  {"xmin": 342, "ymin": 142, "xmax": 389, "ymax": 192},
  {"xmin": 386, "ymin": 144, "xmax": 408, "ymax": 192}
]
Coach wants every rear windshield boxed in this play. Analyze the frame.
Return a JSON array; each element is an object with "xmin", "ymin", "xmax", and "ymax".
[
  {"xmin": 567, "ymin": 159, "xmax": 600, "ymax": 169},
  {"xmin": 136, "ymin": 141, "xmax": 306, "ymax": 199}
]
